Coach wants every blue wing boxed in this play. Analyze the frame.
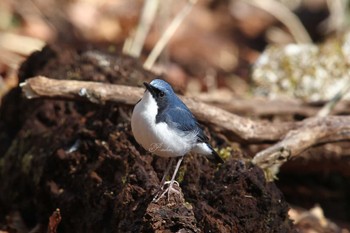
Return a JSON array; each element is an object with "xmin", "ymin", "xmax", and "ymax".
[
  {"xmin": 156, "ymin": 100, "xmax": 224, "ymax": 163},
  {"xmin": 156, "ymin": 103, "xmax": 208, "ymax": 143}
]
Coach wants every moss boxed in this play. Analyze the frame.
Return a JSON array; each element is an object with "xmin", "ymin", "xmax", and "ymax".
[
  {"xmin": 21, "ymin": 152, "xmax": 34, "ymax": 175},
  {"xmin": 121, "ymin": 175, "xmax": 127, "ymax": 185},
  {"xmin": 263, "ymin": 166, "xmax": 280, "ymax": 182},
  {"xmin": 217, "ymin": 146, "xmax": 233, "ymax": 161},
  {"xmin": 177, "ymin": 164, "xmax": 187, "ymax": 184},
  {"xmin": 66, "ymin": 70, "xmax": 81, "ymax": 79},
  {"xmin": 184, "ymin": 201, "xmax": 193, "ymax": 209}
]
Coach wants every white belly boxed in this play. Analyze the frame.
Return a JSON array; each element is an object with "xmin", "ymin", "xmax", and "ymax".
[{"xmin": 131, "ymin": 92, "xmax": 196, "ymax": 157}]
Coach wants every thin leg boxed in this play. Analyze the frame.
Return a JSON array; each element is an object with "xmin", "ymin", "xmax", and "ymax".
[
  {"xmin": 154, "ymin": 156, "xmax": 184, "ymax": 202},
  {"xmin": 152, "ymin": 157, "xmax": 175, "ymax": 201},
  {"xmin": 168, "ymin": 156, "xmax": 184, "ymax": 189},
  {"xmin": 159, "ymin": 157, "xmax": 174, "ymax": 187}
]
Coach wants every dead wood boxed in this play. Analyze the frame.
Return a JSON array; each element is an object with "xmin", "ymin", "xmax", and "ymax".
[
  {"xmin": 193, "ymin": 93, "xmax": 350, "ymax": 117},
  {"xmin": 252, "ymin": 116, "xmax": 350, "ymax": 179},
  {"xmin": 20, "ymin": 76, "xmax": 350, "ymax": 175},
  {"xmin": 20, "ymin": 76, "xmax": 297, "ymax": 142}
]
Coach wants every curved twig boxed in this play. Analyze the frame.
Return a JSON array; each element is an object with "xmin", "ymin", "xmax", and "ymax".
[
  {"xmin": 20, "ymin": 76, "xmax": 297, "ymax": 142},
  {"xmin": 20, "ymin": 76, "xmax": 350, "ymax": 179},
  {"xmin": 242, "ymin": 0, "xmax": 312, "ymax": 43},
  {"xmin": 252, "ymin": 116, "xmax": 350, "ymax": 180},
  {"xmin": 143, "ymin": 0, "xmax": 197, "ymax": 69}
]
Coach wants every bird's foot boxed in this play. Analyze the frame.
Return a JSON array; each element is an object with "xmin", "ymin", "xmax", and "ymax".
[
  {"xmin": 163, "ymin": 180, "xmax": 179, "ymax": 188},
  {"xmin": 153, "ymin": 181, "xmax": 180, "ymax": 202}
]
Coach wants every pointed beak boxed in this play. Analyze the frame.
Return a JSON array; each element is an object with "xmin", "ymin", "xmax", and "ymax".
[{"xmin": 143, "ymin": 82, "xmax": 156, "ymax": 96}]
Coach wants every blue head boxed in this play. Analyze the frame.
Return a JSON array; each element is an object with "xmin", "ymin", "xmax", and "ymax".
[
  {"xmin": 144, "ymin": 78, "xmax": 190, "ymax": 116},
  {"xmin": 144, "ymin": 79, "xmax": 178, "ymax": 107},
  {"xmin": 149, "ymin": 79, "xmax": 174, "ymax": 93},
  {"xmin": 144, "ymin": 79, "xmax": 197, "ymax": 131}
]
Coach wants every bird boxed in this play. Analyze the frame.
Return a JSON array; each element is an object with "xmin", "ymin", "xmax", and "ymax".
[{"xmin": 131, "ymin": 79, "xmax": 223, "ymax": 201}]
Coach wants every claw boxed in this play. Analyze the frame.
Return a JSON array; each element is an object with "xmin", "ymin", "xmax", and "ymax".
[
  {"xmin": 152, "ymin": 156, "xmax": 184, "ymax": 202},
  {"xmin": 153, "ymin": 180, "xmax": 180, "ymax": 202},
  {"xmin": 163, "ymin": 180, "xmax": 179, "ymax": 187}
]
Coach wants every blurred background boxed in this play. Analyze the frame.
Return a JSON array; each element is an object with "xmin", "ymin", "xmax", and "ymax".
[{"xmin": 1, "ymin": 0, "xmax": 347, "ymax": 100}]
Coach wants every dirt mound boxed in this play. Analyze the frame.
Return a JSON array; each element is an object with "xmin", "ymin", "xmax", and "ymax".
[{"xmin": 0, "ymin": 46, "xmax": 295, "ymax": 232}]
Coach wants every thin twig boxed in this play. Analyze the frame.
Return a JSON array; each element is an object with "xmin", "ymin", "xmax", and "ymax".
[
  {"xmin": 0, "ymin": 32, "xmax": 45, "ymax": 56},
  {"xmin": 20, "ymin": 76, "xmax": 350, "ymax": 180},
  {"xmin": 321, "ymin": 0, "xmax": 346, "ymax": 33},
  {"xmin": 123, "ymin": 0, "xmax": 159, "ymax": 57},
  {"xmin": 27, "ymin": 0, "xmax": 59, "ymax": 34},
  {"xmin": 317, "ymin": 78, "xmax": 350, "ymax": 117},
  {"xmin": 20, "ymin": 76, "xmax": 350, "ymax": 142},
  {"xmin": 19, "ymin": 76, "xmax": 297, "ymax": 142},
  {"xmin": 252, "ymin": 117, "xmax": 350, "ymax": 180},
  {"xmin": 243, "ymin": 0, "xmax": 312, "ymax": 43},
  {"xmin": 189, "ymin": 92, "xmax": 350, "ymax": 116},
  {"xmin": 143, "ymin": 0, "xmax": 197, "ymax": 70}
]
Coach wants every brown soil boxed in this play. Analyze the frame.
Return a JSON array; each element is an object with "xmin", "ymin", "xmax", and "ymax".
[{"xmin": 0, "ymin": 45, "xmax": 295, "ymax": 232}]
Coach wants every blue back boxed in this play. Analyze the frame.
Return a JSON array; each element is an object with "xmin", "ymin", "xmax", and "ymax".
[{"xmin": 152, "ymin": 79, "xmax": 207, "ymax": 142}]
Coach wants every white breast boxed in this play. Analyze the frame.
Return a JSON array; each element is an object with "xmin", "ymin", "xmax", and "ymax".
[{"xmin": 131, "ymin": 92, "xmax": 196, "ymax": 157}]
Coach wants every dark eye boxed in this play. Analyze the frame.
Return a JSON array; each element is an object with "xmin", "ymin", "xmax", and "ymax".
[{"xmin": 159, "ymin": 92, "xmax": 165, "ymax": 98}]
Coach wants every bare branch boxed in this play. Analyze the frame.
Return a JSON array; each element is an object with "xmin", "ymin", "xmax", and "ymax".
[
  {"xmin": 143, "ymin": 0, "xmax": 197, "ymax": 70},
  {"xmin": 242, "ymin": 0, "xmax": 312, "ymax": 43},
  {"xmin": 123, "ymin": 0, "xmax": 159, "ymax": 57},
  {"xmin": 252, "ymin": 116, "xmax": 350, "ymax": 180},
  {"xmin": 317, "ymin": 80, "xmax": 350, "ymax": 117},
  {"xmin": 20, "ymin": 76, "xmax": 296, "ymax": 142},
  {"xmin": 20, "ymin": 76, "xmax": 350, "ymax": 178},
  {"xmin": 190, "ymin": 93, "xmax": 350, "ymax": 117},
  {"xmin": 20, "ymin": 76, "xmax": 143, "ymax": 105}
]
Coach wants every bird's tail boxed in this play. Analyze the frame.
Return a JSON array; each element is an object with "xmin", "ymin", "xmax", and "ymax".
[{"xmin": 206, "ymin": 146, "xmax": 224, "ymax": 164}]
